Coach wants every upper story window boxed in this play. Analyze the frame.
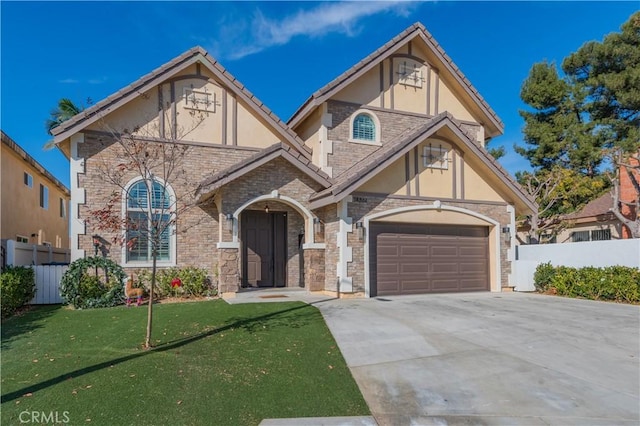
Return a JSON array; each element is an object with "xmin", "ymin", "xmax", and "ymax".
[
  {"xmin": 423, "ymin": 143, "xmax": 450, "ymax": 170},
  {"xmin": 349, "ymin": 110, "xmax": 381, "ymax": 145},
  {"xmin": 60, "ymin": 198, "xmax": 66, "ymax": 218},
  {"xmin": 24, "ymin": 172, "xmax": 33, "ymax": 188},
  {"xmin": 40, "ymin": 184, "xmax": 49, "ymax": 209},
  {"xmin": 124, "ymin": 178, "xmax": 175, "ymax": 265}
]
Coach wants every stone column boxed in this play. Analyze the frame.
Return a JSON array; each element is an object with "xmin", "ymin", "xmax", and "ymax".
[
  {"xmin": 304, "ymin": 249, "xmax": 325, "ymax": 291},
  {"xmin": 218, "ymin": 248, "xmax": 240, "ymax": 293}
]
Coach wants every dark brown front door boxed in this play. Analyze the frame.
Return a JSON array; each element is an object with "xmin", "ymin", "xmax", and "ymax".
[
  {"xmin": 242, "ymin": 211, "xmax": 286, "ymax": 287},
  {"xmin": 370, "ymin": 223, "xmax": 489, "ymax": 296}
]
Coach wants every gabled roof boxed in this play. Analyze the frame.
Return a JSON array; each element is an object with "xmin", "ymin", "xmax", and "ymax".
[
  {"xmin": 564, "ymin": 192, "xmax": 614, "ymax": 221},
  {"xmin": 288, "ymin": 22, "xmax": 503, "ymax": 137},
  {"xmin": 196, "ymin": 143, "xmax": 332, "ymax": 200},
  {"xmin": 1, "ymin": 130, "xmax": 70, "ymax": 196},
  {"xmin": 51, "ymin": 47, "xmax": 311, "ymax": 158},
  {"xmin": 308, "ymin": 112, "xmax": 535, "ymax": 213}
]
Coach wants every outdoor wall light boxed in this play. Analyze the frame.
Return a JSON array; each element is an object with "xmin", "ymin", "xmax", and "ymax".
[
  {"xmin": 313, "ymin": 217, "xmax": 323, "ymax": 235},
  {"xmin": 501, "ymin": 226, "xmax": 511, "ymax": 243},
  {"xmin": 225, "ymin": 214, "xmax": 234, "ymax": 232},
  {"xmin": 355, "ymin": 221, "xmax": 365, "ymax": 241},
  {"xmin": 264, "ymin": 204, "xmax": 269, "ymax": 214}
]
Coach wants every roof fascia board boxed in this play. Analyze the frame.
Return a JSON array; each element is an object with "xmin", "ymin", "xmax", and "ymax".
[
  {"xmin": 280, "ymin": 150, "xmax": 332, "ymax": 188},
  {"xmin": 310, "ymin": 117, "xmax": 535, "ymax": 212},
  {"xmin": 196, "ymin": 59, "xmax": 312, "ymax": 158},
  {"xmin": 53, "ymin": 55, "xmax": 200, "ymax": 144},
  {"xmin": 415, "ymin": 32, "xmax": 503, "ymax": 134},
  {"xmin": 288, "ymin": 29, "xmax": 421, "ymax": 128}
]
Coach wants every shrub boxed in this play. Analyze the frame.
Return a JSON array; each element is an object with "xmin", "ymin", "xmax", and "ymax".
[
  {"xmin": 533, "ymin": 262, "xmax": 556, "ymax": 292},
  {"xmin": 0, "ymin": 266, "xmax": 36, "ymax": 318},
  {"xmin": 534, "ymin": 263, "xmax": 640, "ymax": 303},
  {"xmin": 138, "ymin": 266, "xmax": 216, "ymax": 298},
  {"xmin": 59, "ymin": 257, "xmax": 127, "ymax": 309}
]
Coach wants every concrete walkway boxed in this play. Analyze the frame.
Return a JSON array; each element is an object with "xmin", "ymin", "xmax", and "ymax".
[{"xmin": 315, "ymin": 292, "xmax": 640, "ymax": 425}]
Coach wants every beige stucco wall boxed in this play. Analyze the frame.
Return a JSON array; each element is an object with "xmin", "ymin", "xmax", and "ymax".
[
  {"xmin": 334, "ymin": 66, "xmax": 382, "ymax": 107},
  {"xmin": 295, "ymin": 110, "xmax": 321, "ymax": 167},
  {"xmin": 463, "ymin": 158, "xmax": 506, "ymax": 203},
  {"xmin": 85, "ymin": 65, "xmax": 282, "ymax": 149},
  {"xmin": 1, "ymin": 143, "xmax": 69, "ymax": 248}
]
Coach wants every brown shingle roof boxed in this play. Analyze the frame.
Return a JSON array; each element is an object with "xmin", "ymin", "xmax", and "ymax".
[
  {"xmin": 196, "ymin": 143, "xmax": 332, "ymax": 199},
  {"xmin": 564, "ymin": 192, "xmax": 614, "ymax": 220},
  {"xmin": 288, "ymin": 22, "xmax": 503, "ymax": 136},
  {"xmin": 309, "ymin": 112, "xmax": 535, "ymax": 213},
  {"xmin": 51, "ymin": 46, "xmax": 311, "ymax": 158}
]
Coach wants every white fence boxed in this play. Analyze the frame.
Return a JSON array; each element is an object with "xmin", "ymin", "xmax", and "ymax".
[
  {"xmin": 513, "ymin": 239, "xmax": 640, "ymax": 292},
  {"xmin": 3, "ymin": 240, "xmax": 70, "ymax": 266},
  {"xmin": 29, "ymin": 265, "xmax": 67, "ymax": 304}
]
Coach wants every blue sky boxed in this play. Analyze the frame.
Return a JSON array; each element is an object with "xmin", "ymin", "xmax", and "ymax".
[{"xmin": 1, "ymin": 1, "xmax": 636, "ymax": 188}]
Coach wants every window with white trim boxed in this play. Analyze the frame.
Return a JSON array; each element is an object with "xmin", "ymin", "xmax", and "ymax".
[
  {"xmin": 60, "ymin": 198, "xmax": 66, "ymax": 218},
  {"xmin": 352, "ymin": 114, "xmax": 376, "ymax": 141},
  {"xmin": 24, "ymin": 172, "xmax": 33, "ymax": 188},
  {"xmin": 125, "ymin": 179, "xmax": 175, "ymax": 263},
  {"xmin": 16, "ymin": 235, "xmax": 29, "ymax": 243},
  {"xmin": 40, "ymin": 184, "xmax": 49, "ymax": 209},
  {"xmin": 423, "ymin": 144, "xmax": 449, "ymax": 170}
]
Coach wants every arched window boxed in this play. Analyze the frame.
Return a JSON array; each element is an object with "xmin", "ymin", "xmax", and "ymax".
[
  {"xmin": 349, "ymin": 110, "xmax": 380, "ymax": 144},
  {"xmin": 353, "ymin": 114, "xmax": 376, "ymax": 141},
  {"xmin": 124, "ymin": 178, "xmax": 175, "ymax": 264}
]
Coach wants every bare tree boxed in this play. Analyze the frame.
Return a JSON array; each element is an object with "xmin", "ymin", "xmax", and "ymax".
[
  {"xmin": 88, "ymin": 111, "xmax": 210, "ymax": 348},
  {"xmin": 610, "ymin": 149, "xmax": 640, "ymax": 238},
  {"xmin": 518, "ymin": 168, "xmax": 567, "ymax": 244}
]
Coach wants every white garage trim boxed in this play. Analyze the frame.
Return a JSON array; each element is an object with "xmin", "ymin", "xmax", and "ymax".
[{"xmin": 363, "ymin": 201, "xmax": 501, "ymax": 297}]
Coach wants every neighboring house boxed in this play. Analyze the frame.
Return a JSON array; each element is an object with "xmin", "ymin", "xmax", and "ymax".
[
  {"xmin": 619, "ymin": 154, "xmax": 639, "ymax": 239},
  {"xmin": 559, "ymin": 193, "xmax": 623, "ymax": 243},
  {"xmin": 50, "ymin": 23, "xmax": 535, "ymax": 297},
  {"xmin": 1, "ymin": 130, "xmax": 70, "ymax": 249}
]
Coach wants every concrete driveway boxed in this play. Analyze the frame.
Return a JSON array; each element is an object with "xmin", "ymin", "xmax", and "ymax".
[{"xmin": 316, "ymin": 292, "xmax": 640, "ymax": 425}]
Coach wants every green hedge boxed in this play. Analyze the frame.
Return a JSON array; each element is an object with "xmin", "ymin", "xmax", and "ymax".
[
  {"xmin": 138, "ymin": 266, "xmax": 216, "ymax": 298},
  {"xmin": 534, "ymin": 262, "xmax": 640, "ymax": 303},
  {"xmin": 1, "ymin": 266, "xmax": 36, "ymax": 318}
]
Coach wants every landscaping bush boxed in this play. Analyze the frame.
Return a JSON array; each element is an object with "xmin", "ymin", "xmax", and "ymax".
[
  {"xmin": 534, "ymin": 263, "xmax": 640, "ymax": 303},
  {"xmin": 138, "ymin": 266, "xmax": 216, "ymax": 298},
  {"xmin": 0, "ymin": 266, "xmax": 36, "ymax": 318},
  {"xmin": 59, "ymin": 257, "xmax": 127, "ymax": 309},
  {"xmin": 533, "ymin": 262, "xmax": 557, "ymax": 292}
]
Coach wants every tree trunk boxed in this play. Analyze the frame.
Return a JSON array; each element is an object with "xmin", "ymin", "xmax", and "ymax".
[{"xmin": 145, "ymin": 252, "xmax": 157, "ymax": 348}]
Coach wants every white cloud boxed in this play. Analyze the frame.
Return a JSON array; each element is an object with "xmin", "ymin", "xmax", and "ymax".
[
  {"xmin": 213, "ymin": 1, "xmax": 418, "ymax": 60},
  {"xmin": 59, "ymin": 78, "xmax": 79, "ymax": 84}
]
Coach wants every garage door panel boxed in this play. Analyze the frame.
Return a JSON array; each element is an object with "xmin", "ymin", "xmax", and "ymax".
[
  {"xmin": 372, "ymin": 223, "xmax": 489, "ymax": 296},
  {"xmin": 432, "ymin": 262, "xmax": 459, "ymax": 273},
  {"xmin": 430, "ymin": 245, "xmax": 458, "ymax": 257},
  {"xmin": 459, "ymin": 262, "xmax": 487, "ymax": 274}
]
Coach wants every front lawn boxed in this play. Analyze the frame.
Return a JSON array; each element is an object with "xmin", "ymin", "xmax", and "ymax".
[{"xmin": 1, "ymin": 300, "xmax": 369, "ymax": 425}]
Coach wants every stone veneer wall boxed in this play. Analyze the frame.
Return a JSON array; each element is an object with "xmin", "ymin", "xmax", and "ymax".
[
  {"xmin": 217, "ymin": 157, "xmax": 325, "ymax": 292},
  {"xmin": 326, "ymin": 100, "xmax": 430, "ymax": 177},
  {"xmin": 77, "ymin": 134, "xmax": 262, "ymax": 283},
  {"xmin": 345, "ymin": 194, "xmax": 512, "ymax": 293}
]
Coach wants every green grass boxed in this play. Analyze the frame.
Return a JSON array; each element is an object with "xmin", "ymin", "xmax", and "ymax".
[{"xmin": 1, "ymin": 301, "xmax": 369, "ymax": 425}]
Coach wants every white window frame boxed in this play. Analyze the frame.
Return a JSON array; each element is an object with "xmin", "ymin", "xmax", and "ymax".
[
  {"xmin": 24, "ymin": 172, "xmax": 33, "ymax": 188},
  {"xmin": 423, "ymin": 144, "xmax": 450, "ymax": 170},
  {"xmin": 60, "ymin": 198, "xmax": 66, "ymax": 218},
  {"xmin": 121, "ymin": 176, "xmax": 176, "ymax": 267},
  {"xmin": 16, "ymin": 235, "xmax": 29, "ymax": 243},
  {"xmin": 40, "ymin": 184, "xmax": 49, "ymax": 209},
  {"xmin": 348, "ymin": 110, "xmax": 381, "ymax": 145}
]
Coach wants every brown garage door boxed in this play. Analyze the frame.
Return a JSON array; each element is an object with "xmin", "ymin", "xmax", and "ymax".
[{"xmin": 370, "ymin": 223, "xmax": 489, "ymax": 296}]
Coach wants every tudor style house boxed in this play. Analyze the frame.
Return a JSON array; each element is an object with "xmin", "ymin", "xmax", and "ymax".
[{"xmin": 51, "ymin": 23, "xmax": 536, "ymax": 297}]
